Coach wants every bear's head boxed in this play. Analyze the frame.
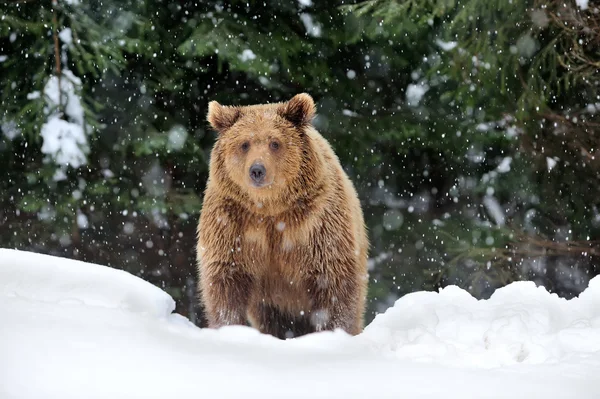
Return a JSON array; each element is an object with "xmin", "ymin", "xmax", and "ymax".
[{"xmin": 207, "ymin": 93, "xmax": 321, "ymax": 210}]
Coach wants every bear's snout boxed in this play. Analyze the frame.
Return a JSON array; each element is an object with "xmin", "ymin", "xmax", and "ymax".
[{"xmin": 249, "ymin": 163, "xmax": 267, "ymax": 185}]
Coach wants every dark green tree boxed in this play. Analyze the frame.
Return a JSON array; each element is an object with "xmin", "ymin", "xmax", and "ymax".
[{"xmin": 1, "ymin": 0, "xmax": 598, "ymax": 323}]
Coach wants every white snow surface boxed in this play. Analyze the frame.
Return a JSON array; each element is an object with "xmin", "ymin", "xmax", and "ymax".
[{"xmin": 1, "ymin": 249, "xmax": 599, "ymax": 399}]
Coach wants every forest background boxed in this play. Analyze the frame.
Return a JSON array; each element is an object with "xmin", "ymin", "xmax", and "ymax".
[{"xmin": 1, "ymin": 0, "xmax": 599, "ymax": 323}]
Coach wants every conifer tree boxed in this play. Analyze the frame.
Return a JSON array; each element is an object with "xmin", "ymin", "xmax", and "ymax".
[{"xmin": 1, "ymin": 0, "xmax": 598, "ymax": 321}]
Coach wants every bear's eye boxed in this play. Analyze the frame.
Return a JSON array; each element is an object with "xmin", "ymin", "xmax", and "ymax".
[
  {"xmin": 269, "ymin": 141, "xmax": 280, "ymax": 151},
  {"xmin": 240, "ymin": 141, "xmax": 250, "ymax": 152}
]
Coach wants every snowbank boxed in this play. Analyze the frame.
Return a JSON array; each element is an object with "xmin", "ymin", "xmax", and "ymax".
[
  {"xmin": 0, "ymin": 249, "xmax": 173, "ymax": 317},
  {"xmin": 1, "ymin": 248, "xmax": 599, "ymax": 399},
  {"xmin": 363, "ymin": 281, "xmax": 600, "ymax": 367}
]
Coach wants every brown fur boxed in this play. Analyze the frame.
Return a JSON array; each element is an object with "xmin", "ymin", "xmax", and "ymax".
[{"xmin": 197, "ymin": 93, "xmax": 369, "ymax": 339}]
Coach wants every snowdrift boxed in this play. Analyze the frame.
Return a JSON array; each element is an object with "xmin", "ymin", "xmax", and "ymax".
[{"xmin": 1, "ymin": 248, "xmax": 599, "ymax": 399}]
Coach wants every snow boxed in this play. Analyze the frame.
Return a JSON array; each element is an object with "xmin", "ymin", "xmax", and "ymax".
[
  {"xmin": 475, "ymin": 116, "xmax": 521, "ymax": 138},
  {"xmin": 483, "ymin": 195, "xmax": 506, "ymax": 226},
  {"xmin": 40, "ymin": 117, "xmax": 87, "ymax": 168},
  {"xmin": 406, "ymin": 83, "xmax": 429, "ymax": 107},
  {"xmin": 496, "ymin": 156, "xmax": 512, "ymax": 173},
  {"xmin": 58, "ymin": 28, "xmax": 73, "ymax": 47},
  {"xmin": 38, "ymin": 69, "xmax": 89, "ymax": 169},
  {"xmin": 476, "ymin": 122, "xmax": 491, "ymax": 131},
  {"xmin": 0, "ymin": 55, "xmax": 7, "ymax": 63},
  {"xmin": 1, "ymin": 248, "xmax": 599, "ymax": 398},
  {"xmin": 38, "ymin": 204, "xmax": 56, "ymax": 221},
  {"xmin": 547, "ymin": 157, "xmax": 558, "ymax": 171},
  {"xmin": 167, "ymin": 124, "xmax": 188, "ymax": 151},
  {"xmin": 382, "ymin": 209, "xmax": 404, "ymax": 230},
  {"xmin": 585, "ymin": 103, "xmax": 600, "ymax": 114},
  {"xmin": 342, "ymin": 109, "xmax": 358, "ymax": 117},
  {"xmin": 239, "ymin": 49, "xmax": 257, "ymax": 62},
  {"xmin": 0, "ymin": 250, "xmax": 172, "ymax": 316},
  {"xmin": 576, "ymin": 0, "xmax": 589, "ymax": 10},
  {"xmin": 43, "ymin": 70, "xmax": 85, "ymax": 126},
  {"xmin": 1, "ymin": 120, "xmax": 20, "ymax": 140},
  {"xmin": 52, "ymin": 167, "xmax": 68, "ymax": 181},
  {"xmin": 299, "ymin": 13, "xmax": 322, "ymax": 37},
  {"xmin": 435, "ymin": 39, "xmax": 458, "ymax": 51},
  {"xmin": 141, "ymin": 162, "xmax": 170, "ymax": 197},
  {"xmin": 258, "ymin": 75, "xmax": 270, "ymax": 86},
  {"xmin": 530, "ymin": 9, "xmax": 550, "ymax": 28},
  {"xmin": 76, "ymin": 210, "xmax": 89, "ymax": 229},
  {"xmin": 515, "ymin": 34, "xmax": 538, "ymax": 59}
]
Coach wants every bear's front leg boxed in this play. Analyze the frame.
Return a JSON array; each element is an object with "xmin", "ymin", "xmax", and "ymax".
[
  {"xmin": 200, "ymin": 262, "xmax": 253, "ymax": 328},
  {"xmin": 306, "ymin": 269, "xmax": 364, "ymax": 335}
]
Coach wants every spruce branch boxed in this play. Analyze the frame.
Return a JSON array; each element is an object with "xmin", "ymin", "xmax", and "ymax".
[{"xmin": 51, "ymin": 0, "xmax": 62, "ymax": 114}]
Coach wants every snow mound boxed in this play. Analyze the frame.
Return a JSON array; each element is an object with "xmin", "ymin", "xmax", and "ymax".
[
  {"xmin": 1, "ymin": 248, "xmax": 599, "ymax": 398},
  {"xmin": 0, "ymin": 249, "xmax": 174, "ymax": 317},
  {"xmin": 363, "ymin": 281, "xmax": 600, "ymax": 367}
]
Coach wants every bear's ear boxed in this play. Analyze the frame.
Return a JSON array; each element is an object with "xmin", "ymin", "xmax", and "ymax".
[
  {"xmin": 279, "ymin": 93, "xmax": 316, "ymax": 127},
  {"xmin": 207, "ymin": 101, "xmax": 242, "ymax": 132}
]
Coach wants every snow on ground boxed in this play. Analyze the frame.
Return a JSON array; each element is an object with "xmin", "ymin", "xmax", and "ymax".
[{"xmin": 1, "ymin": 249, "xmax": 599, "ymax": 399}]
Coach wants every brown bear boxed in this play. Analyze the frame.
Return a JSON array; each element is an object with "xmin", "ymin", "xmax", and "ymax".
[{"xmin": 196, "ymin": 93, "xmax": 369, "ymax": 339}]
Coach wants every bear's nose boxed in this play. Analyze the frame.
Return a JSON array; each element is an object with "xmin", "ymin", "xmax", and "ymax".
[{"xmin": 249, "ymin": 163, "xmax": 266, "ymax": 184}]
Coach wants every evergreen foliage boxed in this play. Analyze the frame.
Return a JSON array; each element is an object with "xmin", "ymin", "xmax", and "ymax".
[{"xmin": 1, "ymin": 0, "xmax": 598, "ymax": 322}]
